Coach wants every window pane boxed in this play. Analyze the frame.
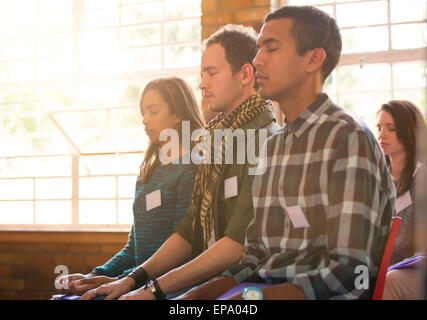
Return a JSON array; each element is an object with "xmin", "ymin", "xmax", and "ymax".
[
  {"xmin": 30, "ymin": 116, "xmax": 71, "ymax": 156},
  {"xmin": 0, "ymin": 179, "xmax": 33, "ymax": 200},
  {"xmin": 81, "ymin": 29, "xmax": 119, "ymax": 75},
  {"xmin": 91, "ymin": 108, "xmax": 144, "ymax": 153},
  {"xmin": 165, "ymin": 44, "xmax": 200, "ymax": 68},
  {"xmin": 341, "ymin": 26, "xmax": 388, "ymax": 53},
  {"xmin": 0, "ymin": 60, "xmax": 35, "ymax": 83},
  {"xmin": 0, "ymin": 39, "xmax": 35, "ymax": 60},
  {"xmin": 118, "ymin": 199, "xmax": 133, "ymax": 224},
  {"xmin": 38, "ymin": 56, "xmax": 74, "ymax": 80},
  {"xmin": 121, "ymin": 2, "xmax": 163, "ymax": 25},
  {"xmin": 33, "ymin": 156, "xmax": 72, "ymax": 177},
  {"xmin": 339, "ymin": 64, "xmax": 391, "ymax": 92},
  {"xmin": 121, "ymin": 153, "xmax": 144, "ymax": 175},
  {"xmin": 0, "ymin": 0, "xmax": 37, "ymax": 39},
  {"xmin": 43, "ymin": 87, "xmax": 75, "ymax": 110},
  {"xmin": 37, "ymin": 34, "xmax": 73, "ymax": 57},
  {"xmin": 391, "ymin": 0, "xmax": 426, "ymax": 23},
  {"xmin": 39, "ymin": 10, "xmax": 73, "ymax": 34},
  {"xmin": 0, "ymin": 159, "xmax": 29, "ymax": 178},
  {"xmin": 336, "ymin": 1, "xmax": 387, "ymax": 28},
  {"xmin": 393, "ymin": 61, "xmax": 426, "ymax": 89},
  {"xmin": 35, "ymin": 178, "xmax": 72, "ymax": 199},
  {"xmin": 53, "ymin": 107, "xmax": 146, "ymax": 154},
  {"xmin": 35, "ymin": 200, "xmax": 72, "ymax": 224},
  {"xmin": 21, "ymin": 116, "xmax": 38, "ymax": 135},
  {"xmin": 7, "ymin": 102, "xmax": 71, "ymax": 156},
  {"xmin": 391, "ymin": 23, "xmax": 427, "ymax": 50},
  {"xmin": 78, "ymin": 81, "xmax": 131, "ymax": 107},
  {"xmin": 393, "ymin": 90, "xmax": 426, "ymax": 115},
  {"xmin": 118, "ymin": 176, "xmax": 137, "ymax": 198},
  {"xmin": 80, "ymin": 154, "xmax": 142, "ymax": 176},
  {"xmin": 119, "ymin": 47, "xmax": 162, "ymax": 72},
  {"xmin": 0, "ymin": 89, "xmax": 41, "ymax": 104},
  {"xmin": 121, "ymin": 0, "xmax": 154, "ymax": 3},
  {"xmin": 40, "ymin": 0, "xmax": 73, "ymax": 12},
  {"xmin": 165, "ymin": 19, "xmax": 201, "ymax": 43},
  {"xmin": 165, "ymin": 0, "xmax": 200, "ymax": 19},
  {"xmin": 84, "ymin": 0, "xmax": 119, "ymax": 9},
  {"xmin": 339, "ymin": 91, "xmax": 392, "ymax": 125},
  {"xmin": 79, "ymin": 176, "xmax": 116, "ymax": 198},
  {"xmin": 0, "ymin": 201, "xmax": 33, "ymax": 224},
  {"xmin": 83, "ymin": 8, "xmax": 119, "ymax": 29},
  {"xmin": 120, "ymin": 25, "xmax": 161, "ymax": 47},
  {"xmin": 52, "ymin": 111, "xmax": 106, "ymax": 153},
  {"xmin": 323, "ymin": 70, "xmax": 337, "ymax": 95},
  {"xmin": 0, "ymin": 137, "xmax": 35, "ymax": 158},
  {"xmin": 79, "ymin": 200, "xmax": 116, "ymax": 224}
]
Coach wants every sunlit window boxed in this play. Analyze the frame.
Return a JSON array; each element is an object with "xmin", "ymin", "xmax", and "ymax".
[
  {"xmin": 283, "ymin": 0, "xmax": 426, "ymax": 130},
  {"xmin": 0, "ymin": 0, "xmax": 201, "ymax": 228},
  {"xmin": 1, "ymin": 0, "xmax": 425, "ymax": 229}
]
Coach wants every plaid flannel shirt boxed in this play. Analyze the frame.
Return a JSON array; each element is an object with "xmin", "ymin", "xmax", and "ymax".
[{"xmin": 223, "ymin": 94, "xmax": 395, "ymax": 300}]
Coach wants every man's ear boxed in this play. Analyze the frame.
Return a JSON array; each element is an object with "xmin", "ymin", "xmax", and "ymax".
[
  {"xmin": 306, "ymin": 48, "xmax": 326, "ymax": 74},
  {"xmin": 240, "ymin": 63, "xmax": 255, "ymax": 86}
]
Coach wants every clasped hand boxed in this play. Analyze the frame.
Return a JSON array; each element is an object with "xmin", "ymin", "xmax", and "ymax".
[{"xmin": 79, "ymin": 277, "xmax": 155, "ymax": 300}]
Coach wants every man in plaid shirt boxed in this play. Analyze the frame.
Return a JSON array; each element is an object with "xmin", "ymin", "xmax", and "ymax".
[{"xmin": 179, "ymin": 6, "xmax": 395, "ymax": 300}]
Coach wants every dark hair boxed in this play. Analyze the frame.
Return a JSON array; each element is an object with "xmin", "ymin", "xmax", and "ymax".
[
  {"xmin": 378, "ymin": 100, "xmax": 427, "ymax": 196},
  {"xmin": 203, "ymin": 24, "xmax": 259, "ymax": 89},
  {"xmin": 139, "ymin": 77, "xmax": 205, "ymax": 183},
  {"xmin": 265, "ymin": 5, "xmax": 342, "ymax": 83}
]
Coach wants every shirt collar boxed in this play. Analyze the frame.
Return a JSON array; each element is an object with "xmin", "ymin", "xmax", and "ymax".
[{"xmin": 284, "ymin": 93, "xmax": 330, "ymax": 138}]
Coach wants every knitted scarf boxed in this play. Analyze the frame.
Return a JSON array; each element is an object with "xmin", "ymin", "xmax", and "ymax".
[{"xmin": 191, "ymin": 94, "xmax": 272, "ymax": 250}]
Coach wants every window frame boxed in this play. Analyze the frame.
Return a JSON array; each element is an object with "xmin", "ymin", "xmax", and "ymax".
[{"xmin": 0, "ymin": 0, "xmax": 201, "ymax": 230}]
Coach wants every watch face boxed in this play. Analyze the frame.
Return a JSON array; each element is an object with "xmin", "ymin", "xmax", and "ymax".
[
  {"xmin": 243, "ymin": 287, "xmax": 263, "ymax": 300},
  {"xmin": 246, "ymin": 289, "xmax": 261, "ymax": 300}
]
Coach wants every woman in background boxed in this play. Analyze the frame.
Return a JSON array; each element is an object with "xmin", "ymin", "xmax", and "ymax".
[
  {"xmin": 56, "ymin": 77, "xmax": 204, "ymax": 296},
  {"xmin": 376, "ymin": 100, "xmax": 427, "ymax": 299}
]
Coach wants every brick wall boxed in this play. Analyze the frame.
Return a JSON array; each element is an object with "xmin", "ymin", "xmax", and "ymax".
[
  {"xmin": 0, "ymin": 230, "xmax": 128, "ymax": 300},
  {"xmin": 201, "ymin": 0, "xmax": 274, "ymax": 40}
]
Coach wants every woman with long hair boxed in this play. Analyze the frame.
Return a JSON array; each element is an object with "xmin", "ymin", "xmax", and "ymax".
[
  {"xmin": 376, "ymin": 100, "xmax": 427, "ymax": 299},
  {"xmin": 56, "ymin": 77, "xmax": 204, "ymax": 297}
]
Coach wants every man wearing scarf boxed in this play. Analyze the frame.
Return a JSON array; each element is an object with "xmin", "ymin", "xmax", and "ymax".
[{"xmin": 80, "ymin": 24, "xmax": 279, "ymax": 300}]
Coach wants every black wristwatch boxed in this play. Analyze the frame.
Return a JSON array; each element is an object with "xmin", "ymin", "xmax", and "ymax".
[
  {"xmin": 127, "ymin": 267, "xmax": 149, "ymax": 289},
  {"xmin": 145, "ymin": 278, "xmax": 166, "ymax": 300}
]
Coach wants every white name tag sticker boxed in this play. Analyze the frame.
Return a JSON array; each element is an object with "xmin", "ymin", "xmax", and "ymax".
[
  {"xmin": 146, "ymin": 189, "xmax": 161, "ymax": 211},
  {"xmin": 285, "ymin": 206, "xmax": 310, "ymax": 229},
  {"xmin": 396, "ymin": 191, "xmax": 412, "ymax": 214},
  {"xmin": 224, "ymin": 176, "xmax": 238, "ymax": 199}
]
